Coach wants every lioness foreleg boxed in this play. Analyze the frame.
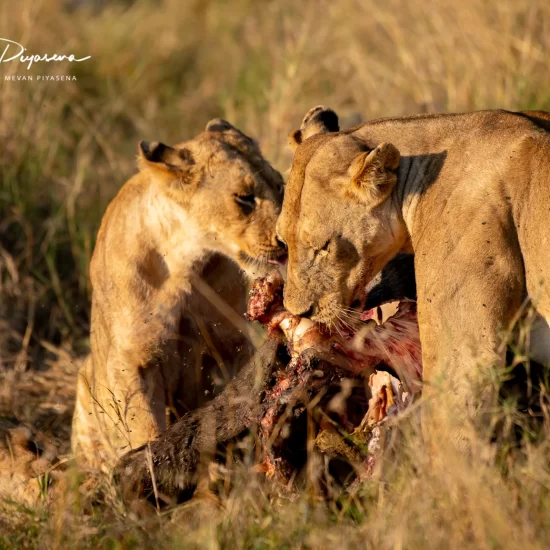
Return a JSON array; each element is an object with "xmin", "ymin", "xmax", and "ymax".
[
  {"xmin": 416, "ymin": 251, "xmax": 524, "ymax": 453},
  {"xmin": 99, "ymin": 350, "xmax": 167, "ymax": 455}
]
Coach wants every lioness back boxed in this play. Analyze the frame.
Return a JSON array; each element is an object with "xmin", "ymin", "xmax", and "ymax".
[{"xmin": 71, "ymin": 120, "xmax": 285, "ymax": 469}]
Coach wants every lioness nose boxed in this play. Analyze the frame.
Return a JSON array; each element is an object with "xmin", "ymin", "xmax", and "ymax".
[
  {"xmin": 291, "ymin": 304, "xmax": 314, "ymax": 318},
  {"xmin": 275, "ymin": 236, "xmax": 286, "ymax": 249},
  {"xmin": 301, "ymin": 305, "xmax": 314, "ymax": 318}
]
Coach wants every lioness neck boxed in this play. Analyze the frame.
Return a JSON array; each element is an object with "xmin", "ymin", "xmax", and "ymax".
[
  {"xmin": 137, "ymin": 182, "xmax": 210, "ymax": 287},
  {"xmin": 393, "ymin": 155, "xmax": 427, "ymax": 239},
  {"xmin": 353, "ymin": 113, "xmax": 465, "ymax": 244},
  {"xmin": 354, "ymin": 109, "xmax": 546, "ymax": 247}
]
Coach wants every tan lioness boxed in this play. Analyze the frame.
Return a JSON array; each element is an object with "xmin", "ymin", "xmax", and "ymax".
[
  {"xmin": 71, "ymin": 119, "xmax": 285, "ymax": 469},
  {"xmin": 277, "ymin": 106, "xmax": 550, "ymax": 450}
]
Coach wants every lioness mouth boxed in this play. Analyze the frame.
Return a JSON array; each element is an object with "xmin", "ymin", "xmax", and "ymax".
[
  {"xmin": 237, "ymin": 251, "xmax": 260, "ymax": 265},
  {"xmin": 238, "ymin": 250, "xmax": 288, "ymax": 266},
  {"xmin": 267, "ymin": 253, "xmax": 288, "ymax": 266}
]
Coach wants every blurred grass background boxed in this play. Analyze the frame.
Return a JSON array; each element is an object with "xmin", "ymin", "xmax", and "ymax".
[
  {"xmin": 2, "ymin": 0, "xmax": 550, "ymax": 547},
  {"xmin": 2, "ymin": 0, "xmax": 550, "ymax": 368}
]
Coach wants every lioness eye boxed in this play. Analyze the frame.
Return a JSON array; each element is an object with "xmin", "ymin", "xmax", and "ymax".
[{"xmin": 235, "ymin": 193, "xmax": 256, "ymax": 215}]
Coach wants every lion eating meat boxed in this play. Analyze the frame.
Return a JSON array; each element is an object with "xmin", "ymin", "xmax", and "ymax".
[
  {"xmin": 278, "ymin": 106, "xmax": 550, "ymax": 450},
  {"xmin": 245, "ymin": 266, "xmax": 422, "ymax": 390},
  {"xmin": 114, "ymin": 254, "xmax": 422, "ymax": 503},
  {"xmin": 71, "ymin": 119, "xmax": 286, "ymax": 470},
  {"xmin": 245, "ymin": 266, "xmax": 421, "ymax": 486}
]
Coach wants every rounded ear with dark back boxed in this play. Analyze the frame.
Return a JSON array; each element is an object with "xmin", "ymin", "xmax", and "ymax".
[
  {"xmin": 204, "ymin": 117, "xmax": 258, "ymax": 157},
  {"xmin": 287, "ymin": 129, "xmax": 303, "ymax": 151},
  {"xmin": 205, "ymin": 118, "xmax": 236, "ymax": 133},
  {"xmin": 348, "ymin": 143, "xmax": 400, "ymax": 207},
  {"xmin": 288, "ymin": 105, "xmax": 340, "ymax": 152},
  {"xmin": 137, "ymin": 141, "xmax": 197, "ymax": 183}
]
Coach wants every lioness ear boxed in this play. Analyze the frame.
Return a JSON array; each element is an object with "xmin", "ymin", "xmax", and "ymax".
[
  {"xmin": 138, "ymin": 141, "xmax": 196, "ymax": 182},
  {"xmin": 348, "ymin": 143, "xmax": 400, "ymax": 207},
  {"xmin": 287, "ymin": 129, "xmax": 303, "ymax": 152},
  {"xmin": 300, "ymin": 105, "xmax": 340, "ymax": 139},
  {"xmin": 287, "ymin": 105, "xmax": 340, "ymax": 152},
  {"xmin": 205, "ymin": 118, "xmax": 258, "ymax": 154},
  {"xmin": 205, "ymin": 118, "xmax": 236, "ymax": 133}
]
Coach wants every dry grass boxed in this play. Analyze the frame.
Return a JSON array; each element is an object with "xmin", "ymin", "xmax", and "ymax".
[{"xmin": 2, "ymin": 0, "xmax": 550, "ymax": 547}]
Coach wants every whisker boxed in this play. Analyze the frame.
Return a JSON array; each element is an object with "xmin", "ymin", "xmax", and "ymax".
[
  {"xmin": 337, "ymin": 308, "xmax": 362, "ymax": 332},
  {"xmin": 337, "ymin": 313, "xmax": 356, "ymax": 332},
  {"xmin": 338, "ymin": 308, "xmax": 361, "ymax": 324},
  {"xmin": 341, "ymin": 307, "xmax": 362, "ymax": 316},
  {"xmin": 332, "ymin": 315, "xmax": 345, "ymax": 339},
  {"xmin": 339, "ymin": 309, "xmax": 358, "ymax": 321}
]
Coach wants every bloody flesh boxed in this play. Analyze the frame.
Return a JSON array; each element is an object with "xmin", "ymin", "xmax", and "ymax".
[{"xmin": 246, "ymin": 269, "xmax": 423, "ymax": 487}]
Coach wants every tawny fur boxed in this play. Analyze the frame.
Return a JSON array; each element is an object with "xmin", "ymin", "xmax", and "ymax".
[
  {"xmin": 0, "ymin": 418, "xmax": 59, "ymax": 506},
  {"xmin": 71, "ymin": 120, "xmax": 285, "ymax": 470},
  {"xmin": 279, "ymin": 107, "xmax": 550, "ymax": 452}
]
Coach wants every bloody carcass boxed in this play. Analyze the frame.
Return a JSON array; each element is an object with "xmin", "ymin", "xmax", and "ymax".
[
  {"xmin": 115, "ymin": 255, "xmax": 422, "ymax": 502},
  {"xmin": 246, "ymin": 267, "xmax": 422, "ymax": 488}
]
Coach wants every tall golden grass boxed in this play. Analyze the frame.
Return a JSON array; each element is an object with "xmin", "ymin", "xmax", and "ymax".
[{"xmin": 2, "ymin": 0, "xmax": 550, "ymax": 547}]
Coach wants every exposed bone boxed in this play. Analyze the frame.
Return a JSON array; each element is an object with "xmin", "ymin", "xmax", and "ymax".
[
  {"xmin": 246, "ymin": 271, "xmax": 422, "ymax": 390},
  {"xmin": 245, "ymin": 270, "xmax": 422, "ymax": 487}
]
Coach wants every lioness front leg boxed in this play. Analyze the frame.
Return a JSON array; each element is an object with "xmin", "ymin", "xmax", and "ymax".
[
  {"xmin": 114, "ymin": 337, "xmax": 285, "ymax": 503},
  {"xmin": 416, "ymin": 255, "xmax": 524, "ymax": 453},
  {"xmin": 102, "ymin": 351, "xmax": 167, "ymax": 454}
]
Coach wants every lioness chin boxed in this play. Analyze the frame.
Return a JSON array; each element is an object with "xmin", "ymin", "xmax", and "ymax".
[
  {"xmin": 71, "ymin": 119, "xmax": 285, "ymax": 470},
  {"xmin": 278, "ymin": 106, "xmax": 550, "ymax": 451}
]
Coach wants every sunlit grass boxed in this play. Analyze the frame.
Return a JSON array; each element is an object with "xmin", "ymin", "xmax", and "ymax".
[{"xmin": 2, "ymin": 0, "xmax": 550, "ymax": 547}]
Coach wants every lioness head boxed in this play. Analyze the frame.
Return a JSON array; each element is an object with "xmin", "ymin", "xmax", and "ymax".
[
  {"xmin": 277, "ymin": 106, "xmax": 409, "ymax": 325},
  {"xmin": 137, "ymin": 119, "xmax": 286, "ymax": 276}
]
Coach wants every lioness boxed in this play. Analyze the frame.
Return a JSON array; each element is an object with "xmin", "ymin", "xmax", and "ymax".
[
  {"xmin": 71, "ymin": 119, "xmax": 285, "ymax": 469},
  {"xmin": 278, "ymin": 106, "xmax": 550, "ymax": 449}
]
